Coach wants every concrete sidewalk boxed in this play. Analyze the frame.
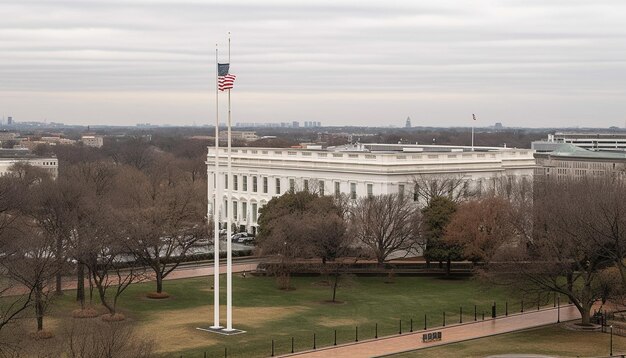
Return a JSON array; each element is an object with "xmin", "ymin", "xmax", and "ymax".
[{"xmin": 279, "ymin": 305, "xmax": 580, "ymax": 358}]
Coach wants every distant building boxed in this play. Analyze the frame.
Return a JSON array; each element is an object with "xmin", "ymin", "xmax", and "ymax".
[
  {"xmin": 0, "ymin": 149, "xmax": 58, "ymax": 178},
  {"xmin": 7, "ymin": 117, "xmax": 12, "ymax": 125},
  {"xmin": 494, "ymin": 123, "xmax": 503, "ymax": 130},
  {"xmin": 405, "ymin": 116, "xmax": 412, "ymax": 128},
  {"xmin": 532, "ymin": 132, "xmax": 626, "ymax": 152},
  {"xmin": 80, "ymin": 135, "xmax": 104, "ymax": 148},
  {"xmin": 292, "ymin": 121, "xmax": 300, "ymax": 128},
  {"xmin": 219, "ymin": 131, "xmax": 258, "ymax": 142},
  {"xmin": 534, "ymin": 144, "xmax": 626, "ymax": 179}
]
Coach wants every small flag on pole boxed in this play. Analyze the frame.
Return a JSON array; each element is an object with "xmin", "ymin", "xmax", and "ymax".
[{"xmin": 218, "ymin": 63, "xmax": 236, "ymax": 91}]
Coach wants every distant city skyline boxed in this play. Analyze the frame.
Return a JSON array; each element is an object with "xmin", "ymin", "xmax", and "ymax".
[{"xmin": 1, "ymin": 1, "xmax": 626, "ymax": 128}]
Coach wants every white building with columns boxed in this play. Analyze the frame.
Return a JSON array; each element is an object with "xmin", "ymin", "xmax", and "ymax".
[{"xmin": 207, "ymin": 143, "xmax": 536, "ymax": 235}]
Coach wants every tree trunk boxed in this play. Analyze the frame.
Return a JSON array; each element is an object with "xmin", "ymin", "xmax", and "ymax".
[
  {"xmin": 76, "ymin": 263, "xmax": 85, "ymax": 307},
  {"xmin": 35, "ymin": 284, "xmax": 44, "ymax": 331},
  {"xmin": 566, "ymin": 273, "xmax": 573, "ymax": 304},
  {"xmin": 578, "ymin": 302, "xmax": 592, "ymax": 326},
  {"xmin": 156, "ymin": 271, "xmax": 163, "ymax": 293},
  {"xmin": 55, "ymin": 236, "xmax": 63, "ymax": 296},
  {"xmin": 446, "ymin": 258, "xmax": 451, "ymax": 276},
  {"xmin": 332, "ymin": 273, "xmax": 339, "ymax": 302}
]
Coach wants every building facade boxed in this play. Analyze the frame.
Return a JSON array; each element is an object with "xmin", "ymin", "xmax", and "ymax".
[
  {"xmin": 207, "ymin": 144, "xmax": 536, "ymax": 234},
  {"xmin": 0, "ymin": 149, "xmax": 58, "ymax": 178},
  {"xmin": 534, "ymin": 144, "xmax": 626, "ymax": 179}
]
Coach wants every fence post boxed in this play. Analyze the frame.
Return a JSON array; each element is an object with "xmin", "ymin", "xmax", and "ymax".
[
  {"xmin": 474, "ymin": 305, "xmax": 477, "ymax": 321},
  {"xmin": 505, "ymin": 301, "xmax": 508, "ymax": 316},
  {"xmin": 334, "ymin": 329, "xmax": 337, "ymax": 345},
  {"xmin": 410, "ymin": 318, "xmax": 413, "ymax": 332},
  {"xmin": 521, "ymin": 300, "xmax": 524, "ymax": 313},
  {"xmin": 482, "ymin": 311, "xmax": 485, "ymax": 320},
  {"xmin": 460, "ymin": 306, "xmax": 463, "ymax": 324},
  {"xmin": 492, "ymin": 302, "xmax": 496, "ymax": 318},
  {"xmin": 355, "ymin": 326, "xmax": 359, "ymax": 342},
  {"xmin": 271, "ymin": 339, "xmax": 274, "ymax": 357},
  {"xmin": 399, "ymin": 319, "xmax": 402, "ymax": 334},
  {"xmin": 204, "ymin": 352, "xmax": 207, "ymax": 358},
  {"xmin": 375, "ymin": 323, "xmax": 378, "ymax": 339},
  {"xmin": 424, "ymin": 314, "xmax": 427, "ymax": 330},
  {"xmin": 553, "ymin": 293, "xmax": 556, "ymax": 307},
  {"xmin": 224, "ymin": 347, "xmax": 227, "ymax": 358},
  {"xmin": 291, "ymin": 337, "xmax": 294, "ymax": 354},
  {"xmin": 443, "ymin": 311, "xmax": 446, "ymax": 327},
  {"xmin": 537, "ymin": 293, "xmax": 540, "ymax": 311},
  {"xmin": 313, "ymin": 333, "xmax": 316, "ymax": 350},
  {"xmin": 557, "ymin": 295, "xmax": 560, "ymax": 323}
]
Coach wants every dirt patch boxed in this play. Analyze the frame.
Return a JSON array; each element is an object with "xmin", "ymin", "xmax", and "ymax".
[
  {"xmin": 146, "ymin": 292, "xmax": 170, "ymax": 299},
  {"xmin": 316, "ymin": 317, "xmax": 361, "ymax": 327},
  {"xmin": 137, "ymin": 305, "xmax": 308, "ymax": 353}
]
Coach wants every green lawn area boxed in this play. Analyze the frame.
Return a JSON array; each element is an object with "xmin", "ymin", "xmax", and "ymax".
[
  {"xmin": 42, "ymin": 274, "xmax": 540, "ymax": 357},
  {"xmin": 391, "ymin": 325, "xmax": 626, "ymax": 357}
]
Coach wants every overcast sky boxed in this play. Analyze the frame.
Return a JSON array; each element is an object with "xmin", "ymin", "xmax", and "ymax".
[{"xmin": 1, "ymin": 0, "xmax": 626, "ymax": 128}]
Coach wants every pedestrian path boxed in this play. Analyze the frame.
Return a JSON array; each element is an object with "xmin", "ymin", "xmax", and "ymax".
[{"xmin": 279, "ymin": 305, "xmax": 580, "ymax": 358}]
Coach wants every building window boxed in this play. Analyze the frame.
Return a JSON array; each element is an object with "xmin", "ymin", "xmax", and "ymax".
[
  {"xmin": 224, "ymin": 199, "xmax": 228, "ymax": 217},
  {"xmin": 413, "ymin": 184, "xmax": 419, "ymax": 202},
  {"xmin": 275, "ymin": 178, "xmax": 281, "ymax": 194},
  {"xmin": 367, "ymin": 183, "xmax": 373, "ymax": 198},
  {"xmin": 233, "ymin": 200, "xmax": 238, "ymax": 220},
  {"xmin": 252, "ymin": 203, "xmax": 258, "ymax": 223},
  {"xmin": 334, "ymin": 182, "xmax": 341, "ymax": 197},
  {"xmin": 243, "ymin": 176, "xmax": 248, "ymax": 191},
  {"xmin": 304, "ymin": 179, "xmax": 309, "ymax": 192},
  {"xmin": 242, "ymin": 202, "xmax": 247, "ymax": 221},
  {"xmin": 253, "ymin": 176, "xmax": 258, "ymax": 192},
  {"xmin": 319, "ymin": 180, "xmax": 324, "ymax": 196},
  {"xmin": 398, "ymin": 184, "xmax": 405, "ymax": 197},
  {"xmin": 350, "ymin": 183, "xmax": 357, "ymax": 200},
  {"xmin": 224, "ymin": 174, "xmax": 228, "ymax": 189},
  {"xmin": 289, "ymin": 178, "xmax": 295, "ymax": 192},
  {"xmin": 263, "ymin": 177, "xmax": 268, "ymax": 193},
  {"xmin": 233, "ymin": 175, "xmax": 238, "ymax": 191}
]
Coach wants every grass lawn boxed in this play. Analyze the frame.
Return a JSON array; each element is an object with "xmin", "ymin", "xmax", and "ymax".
[
  {"xmin": 37, "ymin": 274, "xmax": 542, "ymax": 357},
  {"xmin": 390, "ymin": 324, "xmax": 625, "ymax": 357}
]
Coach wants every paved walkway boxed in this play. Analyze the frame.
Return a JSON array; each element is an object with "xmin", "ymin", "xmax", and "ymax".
[
  {"xmin": 7, "ymin": 259, "xmax": 260, "ymax": 296},
  {"xmin": 279, "ymin": 305, "xmax": 581, "ymax": 358}
]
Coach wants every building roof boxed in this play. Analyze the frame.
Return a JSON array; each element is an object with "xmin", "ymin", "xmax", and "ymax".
[{"xmin": 546, "ymin": 143, "xmax": 626, "ymax": 160}]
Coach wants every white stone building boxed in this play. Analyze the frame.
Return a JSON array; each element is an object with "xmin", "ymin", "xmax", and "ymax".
[
  {"xmin": 80, "ymin": 135, "xmax": 104, "ymax": 148},
  {"xmin": 0, "ymin": 149, "xmax": 58, "ymax": 178},
  {"xmin": 207, "ymin": 144, "xmax": 536, "ymax": 234}
]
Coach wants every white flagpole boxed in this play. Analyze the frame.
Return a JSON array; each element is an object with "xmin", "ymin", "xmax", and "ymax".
[
  {"xmin": 225, "ymin": 32, "xmax": 234, "ymax": 332},
  {"xmin": 472, "ymin": 114, "xmax": 476, "ymax": 152},
  {"xmin": 211, "ymin": 43, "xmax": 222, "ymax": 329}
]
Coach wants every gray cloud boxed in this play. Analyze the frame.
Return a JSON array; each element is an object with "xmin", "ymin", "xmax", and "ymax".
[{"xmin": 1, "ymin": 0, "xmax": 625, "ymax": 127}]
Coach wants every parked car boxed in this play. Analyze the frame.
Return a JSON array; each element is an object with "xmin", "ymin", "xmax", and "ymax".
[{"xmin": 231, "ymin": 233, "xmax": 248, "ymax": 243}]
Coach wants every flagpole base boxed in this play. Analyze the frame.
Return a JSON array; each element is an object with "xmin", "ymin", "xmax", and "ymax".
[{"xmin": 197, "ymin": 326, "xmax": 246, "ymax": 336}]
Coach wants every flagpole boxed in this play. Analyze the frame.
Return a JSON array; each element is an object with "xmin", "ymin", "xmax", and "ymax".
[
  {"xmin": 225, "ymin": 32, "xmax": 234, "ymax": 332},
  {"xmin": 211, "ymin": 43, "xmax": 222, "ymax": 330},
  {"xmin": 472, "ymin": 114, "xmax": 476, "ymax": 152}
]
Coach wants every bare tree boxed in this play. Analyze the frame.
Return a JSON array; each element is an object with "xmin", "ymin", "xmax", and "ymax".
[
  {"xmin": 444, "ymin": 196, "xmax": 517, "ymax": 264},
  {"xmin": 411, "ymin": 174, "xmax": 474, "ymax": 206},
  {"xmin": 113, "ymin": 158, "xmax": 208, "ymax": 297},
  {"xmin": 488, "ymin": 178, "xmax": 612, "ymax": 325},
  {"xmin": 350, "ymin": 193, "xmax": 420, "ymax": 265},
  {"xmin": 62, "ymin": 319, "xmax": 155, "ymax": 358}
]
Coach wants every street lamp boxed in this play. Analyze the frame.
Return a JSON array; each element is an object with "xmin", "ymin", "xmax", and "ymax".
[{"xmin": 610, "ymin": 325, "xmax": 613, "ymax": 356}]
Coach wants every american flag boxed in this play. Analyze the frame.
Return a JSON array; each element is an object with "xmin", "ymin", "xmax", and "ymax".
[
  {"xmin": 219, "ymin": 74, "xmax": 236, "ymax": 91},
  {"xmin": 217, "ymin": 63, "xmax": 236, "ymax": 91}
]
